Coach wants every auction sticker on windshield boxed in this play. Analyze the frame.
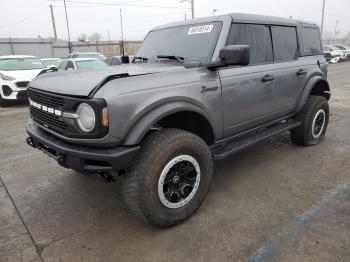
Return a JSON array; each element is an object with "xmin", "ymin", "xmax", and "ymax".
[{"xmin": 188, "ymin": 25, "xmax": 213, "ymax": 35}]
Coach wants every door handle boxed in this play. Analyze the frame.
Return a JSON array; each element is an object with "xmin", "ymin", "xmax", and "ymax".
[
  {"xmin": 296, "ymin": 69, "xmax": 307, "ymax": 76},
  {"xmin": 261, "ymin": 74, "xmax": 275, "ymax": 83}
]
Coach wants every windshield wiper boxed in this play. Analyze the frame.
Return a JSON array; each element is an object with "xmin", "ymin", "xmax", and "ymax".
[
  {"xmin": 157, "ymin": 55, "xmax": 184, "ymax": 63},
  {"xmin": 133, "ymin": 56, "xmax": 148, "ymax": 63}
]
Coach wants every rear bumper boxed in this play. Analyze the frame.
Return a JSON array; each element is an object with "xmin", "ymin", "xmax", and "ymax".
[{"xmin": 26, "ymin": 119, "xmax": 140, "ymax": 172}]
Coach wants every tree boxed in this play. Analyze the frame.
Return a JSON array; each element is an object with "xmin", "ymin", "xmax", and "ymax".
[
  {"xmin": 88, "ymin": 32, "xmax": 102, "ymax": 41},
  {"xmin": 78, "ymin": 34, "xmax": 87, "ymax": 42}
]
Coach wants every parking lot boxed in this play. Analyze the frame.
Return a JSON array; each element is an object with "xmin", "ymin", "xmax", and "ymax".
[{"xmin": 0, "ymin": 62, "xmax": 349, "ymax": 262}]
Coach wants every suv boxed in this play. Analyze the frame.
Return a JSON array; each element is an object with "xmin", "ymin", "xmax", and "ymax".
[
  {"xmin": 26, "ymin": 13, "xmax": 330, "ymax": 226},
  {"xmin": 67, "ymin": 52, "xmax": 107, "ymax": 61}
]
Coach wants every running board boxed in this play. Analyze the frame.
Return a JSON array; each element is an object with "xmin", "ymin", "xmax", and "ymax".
[{"xmin": 211, "ymin": 121, "xmax": 301, "ymax": 160}]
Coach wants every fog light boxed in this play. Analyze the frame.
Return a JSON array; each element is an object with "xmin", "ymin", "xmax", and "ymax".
[{"xmin": 2, "ymin": 85, "xmax": 12, "ymax": 96}]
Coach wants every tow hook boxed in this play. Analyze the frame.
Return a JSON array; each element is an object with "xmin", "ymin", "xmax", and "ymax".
[
  {"xmin": 26, "ymin": 137, "xmax": 35, "ymax": 148},
  {"xmin": 97, "ymin": 171, "xmax": 116, "ymax": 183}
]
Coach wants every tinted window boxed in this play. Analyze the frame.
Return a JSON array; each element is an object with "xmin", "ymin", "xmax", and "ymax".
[
  {"xmin": 271, "ymin": 26, "xmax": 299, "ymax": 61},
  {"xmin": 105, "ymin": 58, "xmax": 112, "ymax": 66},
  {"xmin": 66, "ymin": 61, "xmax": 75, "ymax": 70},
  {"xmin": 227, "ymin": 24, "xmax": 273, "ymax": 65},
  {"xmin": 301, "ymin": 27, "xmax": 322, "ymax": 55},
  {"xmin": 59, "ymin": 60, "xmax": 68, "ymax": 70},
  {"xmin": 112, "ymin": 58, "xmax": 121, "ymax": 65},
  {"xmin": 334, "ymin": 45, "xmax": 346, "ymax": 50},
  {"xmin": 72, "ymin": 54, "xmax": 80, "ymax": 58}
]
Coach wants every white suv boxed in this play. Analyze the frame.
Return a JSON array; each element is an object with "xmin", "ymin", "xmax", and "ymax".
[
  {"xmin": 67, "ymin": 52, "xmax": 106, "ymax": 61},
  {"xmin": 0, "ymin": 55, "xmax": 46, "ymax": 107}
]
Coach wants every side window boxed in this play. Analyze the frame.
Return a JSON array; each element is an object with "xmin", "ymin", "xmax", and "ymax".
[
  {"xmin": 72, "ymin": 54, "xmax": 80, "ymax": 58},
  {"xmin": 66, "ymin": 61, "xmax": 75, "ymax": 70},
  {"xmin": 59, "ymin": 60, "xmax": 68, "ymax": 70},
  {"xmin": 271, "ymin": 26, "xmax": 299, "ymax": 62},
  {"xmin": 112, "ymin": 58, "xmax": 121, "ymax": 65},
  {"xmin": 227, "ymin": 24, "xmax": 273, "ymax": 65},
  {"xmin": 105, "ymin": 58, "xmax": 111, "ymax": 66},
  {"xmin": 301, "ymin": 27, "xmax": 322, "ymax": 55}
]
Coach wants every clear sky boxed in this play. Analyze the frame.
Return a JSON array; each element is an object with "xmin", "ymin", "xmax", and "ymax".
[{"xmin": 0, "ymin": 0, "xmax": 349, "ymax": 40}]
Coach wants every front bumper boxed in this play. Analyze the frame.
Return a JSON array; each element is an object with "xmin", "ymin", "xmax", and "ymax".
[
  {"xmin": 26, "ymin": 119, "xmax": 140, "ymax": 172},
  {"xmin": 1, "ymin": 80, "xmax": 29, "ymax": 101}
]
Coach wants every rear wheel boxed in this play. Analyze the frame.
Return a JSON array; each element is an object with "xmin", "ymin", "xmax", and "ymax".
[
  {"xmin": 291, "ymin": 95, "xmax": 329, "ymax": 146},
  {"xmin": 122, "ymin": 129, "xmax": 213, "ymax": 227}
]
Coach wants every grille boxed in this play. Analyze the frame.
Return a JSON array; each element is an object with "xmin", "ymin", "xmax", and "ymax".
[
  {"xmin": 30, "ymin": 106, "xmax": 67, "ymax": 132},
  {"xmin": 15, "ymin": 81, "xmax": 29, "ymax": 88},
  {"xmin": 27, "ymin": 88, "xmax": 64, "ymax": 108},
  {"xmin": 17, "ymin": 90, "xmax": 28, "ymax": 100}
]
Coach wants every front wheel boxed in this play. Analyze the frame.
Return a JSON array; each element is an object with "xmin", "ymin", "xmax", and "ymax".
[
  {"xmin": 122, "ymin": 129, "xmax": 213, "ymax": 227},
  {"xmin": 291, "ymin": 95, "xmax": 329, "ymax": 146}
]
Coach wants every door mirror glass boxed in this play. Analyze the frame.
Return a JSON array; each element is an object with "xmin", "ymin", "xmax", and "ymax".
[{"xmin": 219, "ymin": 45, "xmax": 250, "ymax": 66}]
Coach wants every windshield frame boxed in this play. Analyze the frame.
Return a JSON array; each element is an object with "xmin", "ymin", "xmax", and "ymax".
[
  {"xmin": 135, "ymin": 21, "xmax": 223, "ymax": 65},
  {"xmin": 0, "ymin": 57, "xmax": 46, "ymax": 71}
]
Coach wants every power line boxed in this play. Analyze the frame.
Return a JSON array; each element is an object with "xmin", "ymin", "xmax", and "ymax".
[
  {"xmin": 0, "ymin": 6, "xmax": 48, "ymax": 29},
  {"xmin": 50, "ymin": 0, "xmax": 190, "ymax": 9}
]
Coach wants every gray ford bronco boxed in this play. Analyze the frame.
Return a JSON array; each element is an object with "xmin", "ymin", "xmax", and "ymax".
[{"xmin": 26, "ymin": 13, "xmax": 330, "ymax": 226}]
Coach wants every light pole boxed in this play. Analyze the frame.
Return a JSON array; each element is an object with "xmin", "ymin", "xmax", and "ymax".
[
  {"xmin": 180, "ymin": 0, "xmax": 194, "ymax": 19},
  {"xmin": 320, "ymin": 0, "xmax": 326, "ymax": 38},
  {"xmin": 213, "ymin": 9, "xmax": 218, "ymax": 16}
]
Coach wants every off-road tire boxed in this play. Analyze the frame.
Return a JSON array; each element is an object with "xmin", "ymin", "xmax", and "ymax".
[
  {"xmin": 291, "ymin": 95, "xmax": 329, "ymax": 146},
  {"xmin": 122, "ymin": 128, "xmax": 213, "ymax": 227}
]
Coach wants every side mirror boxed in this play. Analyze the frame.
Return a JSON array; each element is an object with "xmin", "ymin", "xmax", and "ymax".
[{"xmin": 219, "ymin": 45, "xmax": 250, "ymax": 66}]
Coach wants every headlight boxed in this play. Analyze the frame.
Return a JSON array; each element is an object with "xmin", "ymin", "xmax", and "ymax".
[
  {"xmin": 0, "ymin": 73, "xmax": 16, "ymax": 81},
  {"xmin": 76, "ymin": 103, "xmax": 95, "ymax": 132}
]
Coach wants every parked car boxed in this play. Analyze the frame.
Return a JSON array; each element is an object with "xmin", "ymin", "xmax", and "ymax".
[
  {"xmin": 104, "ymin": 56, "xmax": 122, "ymax": 66},
  {"xmin": 26, "ymin": 13, "xmax": 330, "ymax": 226},
  {"xmin": 67, "ymin": 52, "xmax": 107, "ymax": 61},
  {"xmin": 323, "ymin": 45, "xmax": 348, "ymax": 61},
  {"xmin": 58, "ymin": 58, "xmax": 108, "ymax": 70},
  {"xmin": 0, "ymin": 55, "xmax": 46, "ymax": 107},
  {"xmin": 332, "ymin": 44, "xmax": 350, "ymax": 58},
  {"xmin": 41, "ymin": 58, "xmax": 63, "ymax": 68}
]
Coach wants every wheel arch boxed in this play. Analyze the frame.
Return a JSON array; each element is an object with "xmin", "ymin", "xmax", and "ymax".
[
  {"xmin": 124, "ymin": 102, "xmax": 216, "ymax": 146},
  {"xmin": 295, "ymin": 76, "xmax": 330, "ymax": 113}
]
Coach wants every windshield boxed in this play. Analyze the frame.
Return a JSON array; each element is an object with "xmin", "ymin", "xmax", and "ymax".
[
  {"xmin": 0, "ymin": 58, "xmax": 45, "ymax": 71},
  {"xmin": 81, "ymin": 53, "xmax": 107, "ymax": 60},
  {"xmin": 136, "ymin": 22, "xmax": 222, "ymax": 63},
  {"xmin": 75, "ymin": 60, "xmax": 108, "ymax": 69},
  {"xmin": 335, "ymin": 45, "xmax": 346, "ymax": 50},
  {"xmin": 41, "ymin": 59, "xmax": 62, "ymax": 67}
]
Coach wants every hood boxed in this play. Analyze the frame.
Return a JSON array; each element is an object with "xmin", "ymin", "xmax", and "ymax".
[
  {"xmin": 29, "ymin": 63, "xmax": 183, "ymax": 97},
  {"xmin": 0, "ymin": 69, "xmax": 43, "ymax": 81}
]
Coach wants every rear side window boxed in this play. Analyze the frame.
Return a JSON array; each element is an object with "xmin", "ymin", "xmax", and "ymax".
[
  {"xmin": 271, "ymin": 26, "xmax": 299, "ymax": 62},
  {"xmin": 227, "ymin": 24, "xmax": 273, "ymax": 65},
  {"xmin": 301, "ymin": 27, "xmax": 322, "ymax": 55}
]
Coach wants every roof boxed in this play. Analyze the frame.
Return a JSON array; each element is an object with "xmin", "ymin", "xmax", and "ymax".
[
  {"xmin": 0, "ymin": 55, "xmax": 37, "ymax": 59},
  {"xmin": 41, "ymin": 58, "xmax": 62, "ymax": 61},
  {"xmin": 69, "ymin": 52, "xmax": 102, "ymax": 55},
  {"xmin": 152, "ymin": 12, "xmax": 318, "ymax": 31}
]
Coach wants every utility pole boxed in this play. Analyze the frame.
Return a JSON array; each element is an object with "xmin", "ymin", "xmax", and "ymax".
[
  {"xmin": 63, "ymin": 0, "xmax": 72, "ymax": 53},
  {"xmin": 120, "ymin": 8, "xmax": 125, "ymax": 58},
  {"xmin": 320, "ymin": 0, "xmax": 326, "ymax": 38},
  {"xmin": 180, "ymin": 0, "xmax": 194, "ymax": 19},
  {"xmin": 50, "ymin": 5, "xmax": 57, "ymax": 40}
]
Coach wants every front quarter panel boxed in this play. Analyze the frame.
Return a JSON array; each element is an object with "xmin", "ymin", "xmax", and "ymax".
[{"xmin": 94, "ymin": 67, "xmax": 223, "ymax": 145}]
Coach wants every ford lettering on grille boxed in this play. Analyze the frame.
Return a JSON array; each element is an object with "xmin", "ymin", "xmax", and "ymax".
[{"xmin": 29, "ymin": 99, "xmax": 62, "ymax": 116}]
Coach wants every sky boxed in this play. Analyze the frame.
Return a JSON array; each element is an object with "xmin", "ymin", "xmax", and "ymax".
[{"xmin": 0, "ymin": 0, "xmax": 349, "ymax": 41}]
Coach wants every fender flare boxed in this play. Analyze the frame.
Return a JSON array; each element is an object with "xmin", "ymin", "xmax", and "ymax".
[
  {"xmin": 124, "ymin": 101, "xmax": 214, "ymax": 145},
  {"xmin": 295, "ymin": 75, "xmax": 330, "ymax": 113}
]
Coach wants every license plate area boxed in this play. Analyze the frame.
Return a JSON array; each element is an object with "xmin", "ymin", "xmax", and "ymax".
[{"xmin": 38, "ymin": 142, "xmax": 59, "ymax": 160}]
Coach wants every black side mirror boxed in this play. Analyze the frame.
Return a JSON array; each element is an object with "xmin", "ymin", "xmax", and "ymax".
[{"xmin": 219, "ymin": 45, "xmax": 250, "ymax": 66}]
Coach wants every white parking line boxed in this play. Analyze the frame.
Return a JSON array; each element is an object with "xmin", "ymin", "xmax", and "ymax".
[{"xmin": 0, "ymin": 152, "xmax": 41, "ymax": 163}]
